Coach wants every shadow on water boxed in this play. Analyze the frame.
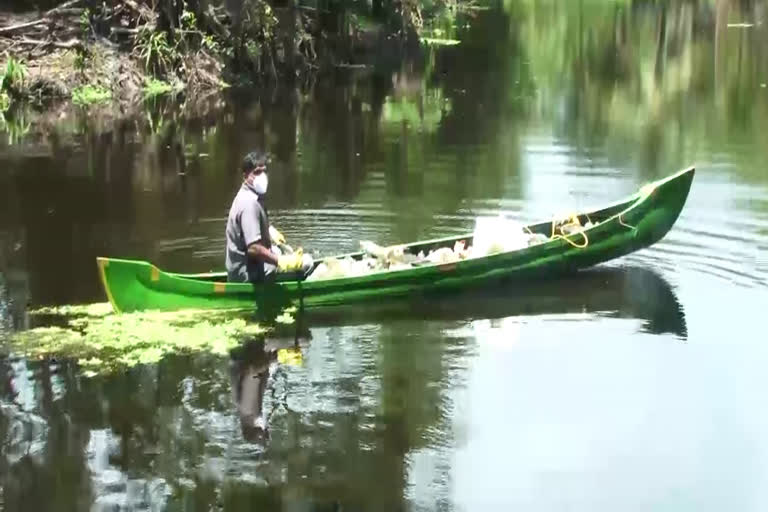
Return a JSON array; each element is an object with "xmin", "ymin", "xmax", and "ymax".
[{"xmin": 301, "ymin": 265, "xmax": 687, "ymax": 339}]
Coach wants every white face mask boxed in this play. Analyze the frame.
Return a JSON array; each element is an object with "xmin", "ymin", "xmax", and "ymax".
[{"xmin": 251, "ymin": 172, "xmax": 268, "ymax": 195}]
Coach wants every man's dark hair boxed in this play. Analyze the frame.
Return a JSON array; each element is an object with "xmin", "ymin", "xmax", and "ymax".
[{"xmin": 241, "ymin": 150, "xmax": 269, "ymax": 174}]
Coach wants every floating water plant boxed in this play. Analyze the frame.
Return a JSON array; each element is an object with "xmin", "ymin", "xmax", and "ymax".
[{"xmin": 6, "ymin": 303, "xmax": 267, "ymax": 376}]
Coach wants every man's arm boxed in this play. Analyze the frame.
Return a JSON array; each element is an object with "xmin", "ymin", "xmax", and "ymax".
[
  {"xmin": 269, "ymin": 225, "xmax": 286, "ymax": 245},
  {"xmin": 247, "ymin": 242, "xmax": 279, "ymax": 266},
  {"xmin": 241, "ymin": 201, "xmax": 278, "ymax": 266}
]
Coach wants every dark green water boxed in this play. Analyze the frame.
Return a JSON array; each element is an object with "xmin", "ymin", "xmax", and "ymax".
[{"xmin": 1, "ymin": 1, "xmax": 768, "ymax": 510}]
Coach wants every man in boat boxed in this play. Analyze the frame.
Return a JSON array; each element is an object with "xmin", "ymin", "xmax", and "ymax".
[{"xmin": 225, "ymin": 150, "xmax": 312, "ymax": 282}]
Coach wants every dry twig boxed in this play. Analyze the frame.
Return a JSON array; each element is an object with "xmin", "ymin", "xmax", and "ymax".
[{"xmin": 0, "ymin": 19, "xmax": 49, "ymax": 35}]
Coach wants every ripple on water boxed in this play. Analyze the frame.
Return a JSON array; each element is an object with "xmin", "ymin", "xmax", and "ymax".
[{"xmin": 632, "ymin": 210, "xmax": 768, "ymax": 288}]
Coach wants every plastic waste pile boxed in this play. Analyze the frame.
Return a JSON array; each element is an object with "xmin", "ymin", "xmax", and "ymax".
[
  {"xmin": 306, "ymin": 214, "xmax": 594, "ymax": 281},
  {"xmin": 307, "ymin": 241, "xmax": 414, "ymax": 281}
]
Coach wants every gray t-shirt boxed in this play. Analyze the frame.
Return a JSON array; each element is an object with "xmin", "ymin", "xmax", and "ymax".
[{"xmin": 225, "ymin": 183, "xmax": 274, "ymax": 282}]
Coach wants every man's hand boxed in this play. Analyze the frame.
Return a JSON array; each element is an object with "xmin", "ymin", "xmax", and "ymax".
[
  {"xmin": 269, "ymin": 226, "xmax": 286, "ymax": 245},
  {"xmin": 277, "ymin": 252, "xmax": 303, "ymax": 271},
  {"xmin": 277, "ymin": 250, "xmax": 314, "ymax": 273},
  {"xmin": 247, "ymin": 243, "xmax": 279, "ymax": 266}
]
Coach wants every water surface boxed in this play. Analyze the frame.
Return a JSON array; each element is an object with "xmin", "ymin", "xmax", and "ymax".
[{"xmin": 1, "ymin": 1, "xmax": 767, "ymax": 510}]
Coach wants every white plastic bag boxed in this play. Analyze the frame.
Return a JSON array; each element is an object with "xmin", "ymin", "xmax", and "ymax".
[{"xmin": 472, "ymin": 215, "xmax": 529, "ymax": 256}]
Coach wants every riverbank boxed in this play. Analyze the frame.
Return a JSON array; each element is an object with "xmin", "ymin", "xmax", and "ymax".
[{"xmin": 1, "ymin": 0, "xmax": 462, "ymax": 130}]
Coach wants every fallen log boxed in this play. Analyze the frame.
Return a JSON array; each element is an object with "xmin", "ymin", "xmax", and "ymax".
[
  {"xmin": 46, "ymin": 0, "xmax": 84, "ymax": 15},
  {"xmin": 15, "ymin": 38, "xmax": 83, "ymax": 49},
  {"xmin": 0, "ymin": 1, "xmax": 84, "ymax": 35},
  {"xmin": 110, "ymin": 27, "xmax": 142, "ymax": 35},
  {"xmin": 0, "ymin": 19, "xmax": 49, "ymax": 35}
]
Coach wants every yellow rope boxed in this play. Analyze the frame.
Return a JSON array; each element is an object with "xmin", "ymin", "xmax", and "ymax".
[
  {"xmin": 618, "ymin": 214, "xmax": 638, "ymax": 233},
  {"xmin": 552, "ymin": 231, "xmax": 589, "ymax": 249},
  {"xmin": 550, "ymin": 213, "xmax": 589, "ymax": 249}
]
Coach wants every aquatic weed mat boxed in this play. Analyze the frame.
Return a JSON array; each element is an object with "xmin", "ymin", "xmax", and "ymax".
[{"xmin": 3, "ymin": 303, "xmax": 273, "ymax": 376}]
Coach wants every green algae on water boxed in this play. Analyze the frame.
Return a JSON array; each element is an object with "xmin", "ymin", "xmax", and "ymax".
[
  {"xmin": 29, "ymin": 302, "xmax": 114, "ymax": 318},
  {"xmin": 8, "ymin": 304, "xmax": 267, "ymax": 376}
]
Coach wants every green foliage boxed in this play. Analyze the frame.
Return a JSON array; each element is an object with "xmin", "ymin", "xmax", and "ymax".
[
  {"xmin": 0, "ymin": 56, "xmax": 28, "ymax": 97},
  {"xmin": 145, "ymin": 107, "xmax": 166, "ymax": 134},
  {"xmin": 71, "ymin": 84, "xmax": 112, "ymax": 105},
  {"xmin": 73, "ymin": 9, "xmax": 92, "ymax": 71},
  {"xmin": 180, "ymin": 6, "xmax": 197, "ymax": 31},
  {"xmin": 135, "ymin": 29, "xmax": 177, "ymax": 75},
  {"xmin": 248, "ymin": 0, "xmax": 278, "ymax": 35},
  {"xmin": 73, "ymin": 50, "xmax": 88, "ymax": 71},
  {"xmin": 239, "ymin": 0, "xmax": 279, "ymax": 48},
  {"xmin": 179, "ymin": 2, "xmax": 221, "ymax": 54},
  {"xmin": 0, "ymin": 106, "xmax": 30, "ymax": 144},
  {"xmin": 79, "ymin": 7, "xmax": 91, "ymax": 35},
  {"xmin": 202, "ymin": 33, "xmax": 219, "ymax": 53},
  {"xmin": 246, "ymin": 40, "xmax": 261, "ymax": 60},
  {"xmin": 0, "ymin": 92, "xmax": 9, "ymax": 113},
  {"xmin": 143, "ymin": 78, "xmax": 178, "ymax": 98}
]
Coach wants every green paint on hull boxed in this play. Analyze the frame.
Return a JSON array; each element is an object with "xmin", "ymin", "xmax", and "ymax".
[{"xmin": 97, "ymin": 167, "xmax": 695, "ymax": 313}]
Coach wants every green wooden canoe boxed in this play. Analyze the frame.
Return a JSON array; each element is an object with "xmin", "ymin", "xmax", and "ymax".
[{"xmin": 96, "ymin": 166, "xmax": 695, "ymax": 313}]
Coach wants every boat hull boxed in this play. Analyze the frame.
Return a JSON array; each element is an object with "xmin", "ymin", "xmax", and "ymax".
[{"xmin": 97, "ymin": 167, "xmax": 695, "ymax": 313}]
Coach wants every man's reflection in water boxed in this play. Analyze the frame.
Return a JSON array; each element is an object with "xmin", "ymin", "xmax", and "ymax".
[
  {"xmin": 229, "ymin": 338, "xmax": 275, "ymax": 442},
  {"xmin": 229, "ymin": 319, "xmax": 311, "ymax": 442}
]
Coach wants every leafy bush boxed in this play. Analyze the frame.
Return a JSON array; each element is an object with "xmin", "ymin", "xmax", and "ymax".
[
  {"xmin": 0, "ymin": 57, "xmax": 28, "ymax": 97},
  {"xmin": 71, "ymin": 84, "xmax": 112, "ymax": 105},
  {"xmin": 135, "ymin": 29, "xmax": 177, "ymax": 76},
  {"xmin": 143, "ymin": 78, "xmax": 179, "ymax": 98}
]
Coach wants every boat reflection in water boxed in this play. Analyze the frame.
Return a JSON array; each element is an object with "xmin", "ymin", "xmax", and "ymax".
[
  {"xmin": 231, "ymin": 265, "xmax": 685, "ymax": 441},
  {"xmin": 300, "ymin": 265, "xmax": 687, "ymax": 338}
]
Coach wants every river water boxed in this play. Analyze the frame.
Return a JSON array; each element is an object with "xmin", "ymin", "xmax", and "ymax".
[{"xmin": 1, "ymin": 1, "xmax": 768, "ymax": 510}]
